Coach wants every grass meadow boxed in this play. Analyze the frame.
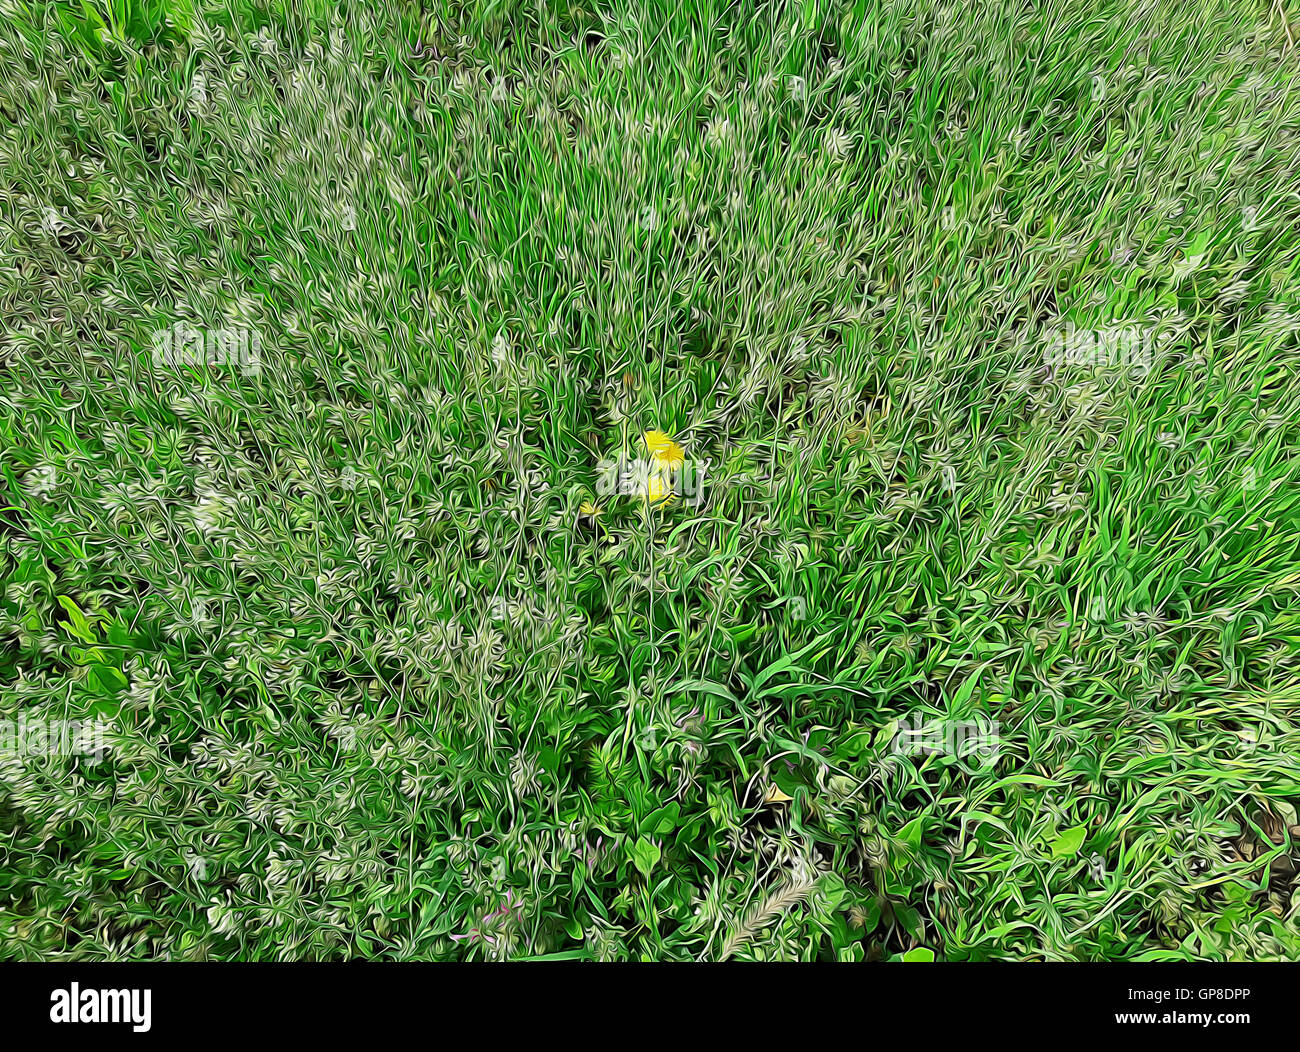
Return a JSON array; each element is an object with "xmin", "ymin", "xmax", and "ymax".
[{"xmin": 2, "ymin": 0, "xmax": 1300, "ymax": 961}]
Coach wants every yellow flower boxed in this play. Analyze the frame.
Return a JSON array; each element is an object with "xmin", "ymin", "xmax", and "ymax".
[
  {"xmin": 579, "ymin": 500, "xmax": 602, "ymax": 518},
  {"xmin": 644, "ymin": 471, "xmax": 672, "ymax": 504},
  {"xmin": 643, "ymin": 429, "xmax": 685, "ymax": 471}
]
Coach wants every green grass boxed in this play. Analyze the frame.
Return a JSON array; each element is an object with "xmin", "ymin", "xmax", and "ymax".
[{"xmin": 2, "ymin": 0, "xmax": 1300, "ymax": 961}]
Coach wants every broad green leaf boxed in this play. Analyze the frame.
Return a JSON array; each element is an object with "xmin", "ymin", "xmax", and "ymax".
[
  {"xmin": 56, "ymin": 595, "xmax": 98, "ymax": 645},
  {"xmin": 628, "ymin": 837, "xmax": 661, "ymax": 879},
  {"xmin": 1050, "ymin": 825, "xmax": 1089, "ymax": 858}
]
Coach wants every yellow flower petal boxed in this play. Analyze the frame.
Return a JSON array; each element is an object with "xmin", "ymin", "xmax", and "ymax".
[
  {"xmin": 763, "ymin": 784, "xmax": 793, "ymax": 804},
  {"xmin": 643, "ymin": 429, "xmax": 674, "ymax": 455},
  {"xmin": 579, "ymin": 500, "xmax": 601, "ymax": 517},
  {"xmin": 643, "ymin": 430, "xmax": 685, "ymax": 470},
  {"xmin": 644, "ymin": 472, "xmax": 672, "ymax": 503},
  {"xmin": 653, "ymin": 443, "xmax": 685, "ymax": 471}
]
